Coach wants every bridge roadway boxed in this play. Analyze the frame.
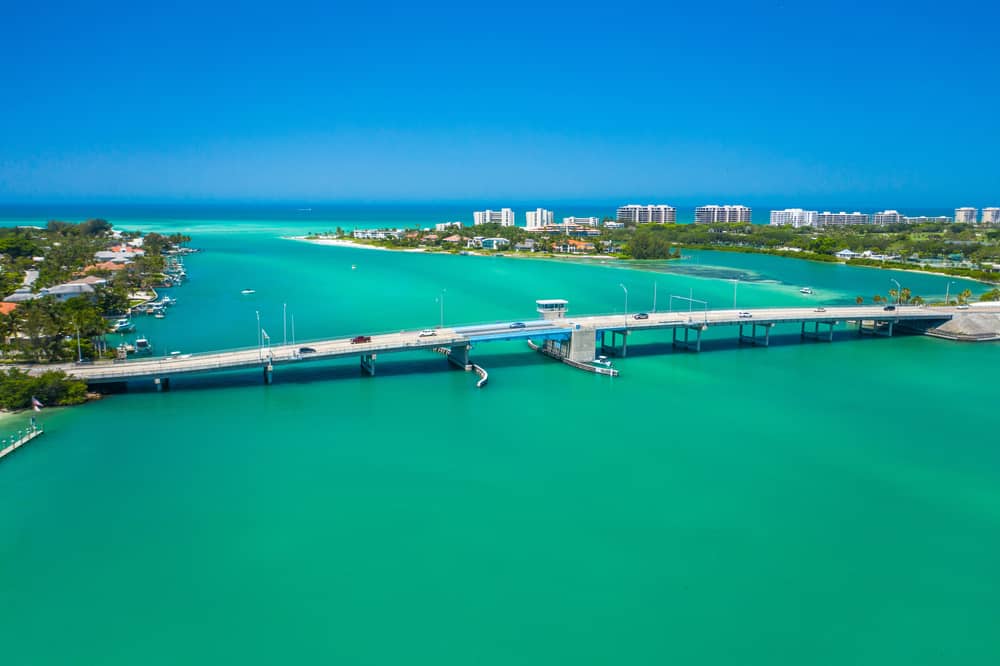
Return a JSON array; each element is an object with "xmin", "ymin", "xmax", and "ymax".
[{"xmin": 50, "ymin": 304, "xmax": 978, "ymax": 385}]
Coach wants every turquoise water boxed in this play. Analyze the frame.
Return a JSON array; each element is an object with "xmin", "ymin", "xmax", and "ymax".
[{"xmin": 1, "ymin": 210, "xmax": 999, "ymax": 664}]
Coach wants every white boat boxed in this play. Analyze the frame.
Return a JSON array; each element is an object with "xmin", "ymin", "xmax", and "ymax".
[
  {"xmin": 800, "ymin": 287, "xmax": 814, "ymax": 295},
  {"xmin": 240, "ymin": 289, "xmax": 256, "ymax": 295},
  {"xmin": 160, "ymin": 296, "xmax": 177, "ymax": 306},
  {"xmin": 134, "ymin": 338, "xmax": 152, "ymax": 354},
  {"xmin": 154, "ymin": 312, "xmax": 166, "ymax": 319},
  {"xmin": 111, "ymin": 318, "xmax": 135, "ymax": 333},
  {"xmin": 591, "ymin": 355, "xmax": 613, "ymax": 368}
]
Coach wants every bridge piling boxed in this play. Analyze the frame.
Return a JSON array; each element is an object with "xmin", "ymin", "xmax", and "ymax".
[
  {"xmin": 447, "ymin": 344, "xmax": 472, "ymax": 370},
  {"xmin": 739, "ymin": 322, "xmax": 772, "ymax": 346},
  {"xmin": 801, "ymin": 321, "xmax": 836, "ymax": 342},
  {"xmin": 263, "ymin": 363, "xmax": 273, "ymax": 384},
  {"xmin": 673, "ymin": 325, "xmax": 703, "ymax": 352},
  {"xmin": 600, "ymin": 330, "xmax": 627, "ymax": 357},
  {"xmin": 154, "ymin": 377, "xmax": 171, "ymax": 392},
  {"xmin": 360, "ymin": 353, "xmax": 376, "ymax": 376}
]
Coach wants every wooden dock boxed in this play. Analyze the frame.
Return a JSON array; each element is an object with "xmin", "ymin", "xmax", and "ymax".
[{"xmin": 0, "ymin": 422, "xmax": 44, "ymax": 462}]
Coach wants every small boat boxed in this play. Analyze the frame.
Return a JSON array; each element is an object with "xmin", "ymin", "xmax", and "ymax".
[
  {"xmin": 591, "ymin": 355, "xmax": 613, "ymax": 368},
  {"xmin": 169, "ymin": 351, "xmax": 182, "ymax": 357},
  {"xmin": 134, "ymin": 338, "xmax": 152, "ymax": 354},
  {"xmin": 111, "ymin": 318, "xmax": 135, "ymax": 333},
  {"xmin": 800, "ymin": 287, "xmax": 814, "ymax": 295},
  {"xmin": 154, "ymin": 312, "xmax": 166, "ymax": 319},
  {"xmin": 240, "ymin": 289, "xmax": 256, "ymax": 295},
  {"xmin": 351, "ymin": 265, "xmax": 357, "ymax": 270},
  {"xmin": 160, "ymin": 296, "xmax": 177, "ymax": 306}
]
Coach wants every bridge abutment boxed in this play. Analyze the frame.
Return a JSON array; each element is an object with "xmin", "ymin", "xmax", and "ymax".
[
  {"xmin": 568, "ymin": 327, "xmax": 597, "ymax": 362},
  {"xmin": 858, "ymin": 320, "xmax": 894, "ymax": 337}
]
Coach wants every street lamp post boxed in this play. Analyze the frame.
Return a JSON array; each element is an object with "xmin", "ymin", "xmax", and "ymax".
[
  {"xmin": 283, "ymin": 303, "xmax": 287, "ymax": 347},
  {"xmin": 891, "ymin": 278, "xmax": 901, "ymax": 306},
  {"xmin": 76, "ymin": 326, "xmax": 82, "ymax": 363},
  {"xmin": 437, "ymin": 289, "xmax": 445, "ymax": 328},
  {"xmin": 619, "ymin": 283, "xmax": 628, "ymax": 327},
  {"xmin": 733, "ymin": 278, "xmax": 739, "ymax": 308},
  {"xmin": 255, "ymin": 310, "xmax": 261, "ymax": 361},
  {"xmin": 944, "ymin": 280, "xmax": 956, "ymax": 305}
]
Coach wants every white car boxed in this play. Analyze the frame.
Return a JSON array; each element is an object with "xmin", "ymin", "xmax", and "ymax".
[
  {"xmin": 419, "ymin": 329, "xmax": 437, "ymax": 337},
  {"xmin": 738, "ymin": 311, "xmax": 753, "ymax": 318},
  {"xmin": 957, "ymin": 304, "xmax": 970, "ymax": 310}
]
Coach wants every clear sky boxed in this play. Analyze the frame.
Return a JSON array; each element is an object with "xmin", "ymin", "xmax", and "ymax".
[{"xmin": 2, "ymin": 0, "xmax": 998, "ymax": 206}]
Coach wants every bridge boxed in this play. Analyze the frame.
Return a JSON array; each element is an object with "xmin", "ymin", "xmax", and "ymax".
[{"xmin": 43, "ymin": 301, "xmax": 995, "ymax": 390}]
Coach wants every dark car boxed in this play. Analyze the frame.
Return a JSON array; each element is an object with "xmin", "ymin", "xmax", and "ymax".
[
  {"xmin": 633, "ymin": 312, "xmax": 649, "ymax": 320},
  {"xmin": 298, "ymin": 346, "xmax": 317, "ymax": 354},
  {"xmin": 883, "ymin": 305, "xmax": 896, "ymax": 311},
  {"xmin": 509, "ymin": 322, "xmax": 527, "ymax": 329},
  {"xmin": 350, "ymin": 335, "xmax": 372, "ymax": 344}
]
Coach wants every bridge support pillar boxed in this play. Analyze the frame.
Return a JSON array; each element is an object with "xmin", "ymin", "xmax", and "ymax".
[
  {"xmin": 360, "ymin": 353, "xmax": 376, "ymax": 376},
  {"xmin": 568, "ymin": 327, "xmax": 597, "ymax": 362},
  {"xmin": 601, "ymin": 330, "xmax": 628, "ymax": 357},
  {"xmin": 739, "ymin": 322, "xmax": 772, "ymax": 346},
  {"xmin": 263, "ymin": 363, "xmax": 273, "ymax": 385},
  {"xmin": 672, "ymin": 325, "xmax": 703, "ymax": 352},
  {"xmin": 154, "ymin": 377, "xmax": 170, "ymax": 392},
  {"xmin": 447, "ymin": 344, "xmax": 471, "ymax": 370},
  {"xmin": 801, "ymin": 321, "xmax": 836, "ymax": 342},
  {"xmin": 859, "ymin": 320, "xmax": 894, "ymax": 337}
]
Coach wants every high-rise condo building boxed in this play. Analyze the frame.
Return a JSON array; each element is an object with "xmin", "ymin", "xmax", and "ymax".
[
  {"xmin": 473, "ymin": 208, "xmax": 515, "ymax": 227},
  {"xmin": 903, "ymin": 216, "xmax": 952, "ymax": 224},
  {"xmin": 562, "ymin": 216, "xmax": 600, "ymax": 227},
  {"xmin": 873, "ymin": 210, "xmax": 905, "ymax": 225},
  {"xmin": 955, "ymin": 207, "xmax": 978, "ymax": 224},
  {"xmin": 525, "ymin": 208, "xmax": 554, "ymax": 230},
  {"xmin": 982, "ymin": 207, "xmax": 1000, "ymax": 224},
  {"xmin": 769, "ymin": 209, "xmax": 818, "ymax": 227},
  {"xmin": 695, "ymin": 205, "xmax": 752, "ymax": 224},
  {"xmin": 616, "ymin": 204, "xmax": 676, "ymax": 224},
  {"xmin": 816, "ymin": 211, "xmax": 871, "ymax": 226}
]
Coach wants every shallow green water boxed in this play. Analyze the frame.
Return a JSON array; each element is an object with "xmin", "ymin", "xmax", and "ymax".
[{"xmin": 2, "ymin": 217, "xmax": 998, "ymax": 665}]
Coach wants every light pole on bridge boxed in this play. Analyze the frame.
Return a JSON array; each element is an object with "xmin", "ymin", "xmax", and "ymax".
[
  {"xmin": 890, "ymin": 278, "xmax": 901, "ymax": 306},
  {"xmin": 619, "ymin": 283, "xmax": 628, "ymax": 327},
  {"xmin": 944, "ymin": 280, "xmax": 956, "ymax": 305}
]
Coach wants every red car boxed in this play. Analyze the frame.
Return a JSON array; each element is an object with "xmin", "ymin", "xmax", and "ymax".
[{"xmin": 350, "ymin": 335, "xmax": 372, "ymax": 344}]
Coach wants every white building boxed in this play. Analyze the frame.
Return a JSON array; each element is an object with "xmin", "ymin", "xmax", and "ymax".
[
  {"xmin": 353, "ymin": 228, "xmax": 401, "ymax": 240},
  {"xmin": 903, "ymin": 215, "xmax": 951, "ymax": 224},
  {"xmin": 435, "ymin": 221, "xmax": 463, "ymax": 231},
  {"xmin": 525, "ymin": 208, "xmax": 554, "ymax": 230},
  {"xmin": 604, "ymin": 221, "xmax": 625, "ymax": 229},
  {"xmin": 616, "ymin": 204, "xmax": 676, "ymax": 224},
  {"xmin": 694, "ymin": 205, "xmax": 752, "ymax": 224},
  {"xmin": 473, "ymin": 208, "xmax": 515, "ymax": 227},
  {"xmin": 872, "ymin": 210, "xmax": 904, "ymax": 225},
  {"xmin": 562, "ymin": 216, "xmax": 600, "ymax": 227},
  {"xmin": 769, "ymin": 209, "xmax": 818, "ymax": 227},
  {"xmin": 955, "ymin": 207, "xmax": 978, "ymax": 223},
  {"xmin": 982, "ymin": 207, "xmax": 1000, "ymax": 224},
  {"xmin": 816, "ymin": 211, "xmax": 870, "ymax": 226}
]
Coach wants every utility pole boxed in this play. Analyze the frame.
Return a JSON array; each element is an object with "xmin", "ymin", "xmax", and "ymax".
[
  {"xmin": 733, "ymin": 278, "xmax": 739, "ymax": 308},
  {"xmin": 76, "ymin": 326, "xmax": 82, "ymax": 363},
  {"xmin": 283, "ymin": 303, "xmax": 287, "ymax": 346},
  {"xmin": 652, "ymin": 282, "xmax": 657, "ymax": 313},
  {"xmin": 291, "ymin": 314, "xmax": 295, "ymax": 346}
]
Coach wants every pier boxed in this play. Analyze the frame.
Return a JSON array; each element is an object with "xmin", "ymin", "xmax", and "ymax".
[
  {"xmin": 0, "ymin": 421, "xmax": 44, "ymax": 463},
  {"xmin": 21, "ymin": 303, "xmax": 997, "ymax": 390}
]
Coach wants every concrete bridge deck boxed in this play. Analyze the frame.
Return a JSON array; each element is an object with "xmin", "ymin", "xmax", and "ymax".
[{"xmin": 34, "ymin": 304, "xmax": 995, "ymax": 386}]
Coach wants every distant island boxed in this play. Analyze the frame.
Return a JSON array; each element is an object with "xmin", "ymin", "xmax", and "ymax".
[{"xmin": 295, "ymin": 216, "xmax": 1000, "ymax": 289}]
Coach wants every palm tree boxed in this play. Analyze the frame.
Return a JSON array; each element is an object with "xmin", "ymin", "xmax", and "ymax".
[
  {"xmin": 856, "ymin": 296, "xmax": 864, "ymax": 305},
  {"xmin": 911, "ymin": 295, "xmax": 925, "ymax": 305},
  {"xmin": 958, "ymin": 288, "xmax": 973, "ymax": 305},
  {"xmin": 900, "ymin": 287, "xmax": 912, "ymax": 304},
  {"xmin": 873, "ymin": 294, "xmax": 884, "ymax": 304}
]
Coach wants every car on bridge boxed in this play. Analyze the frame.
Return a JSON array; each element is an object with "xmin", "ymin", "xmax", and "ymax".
[
  {"xmin": 419, "ymin": 329, "xmax": 437, "ymax": 337},
  {"xmin": 738, "ymin": 311, "xmax": 753, "ymax": 318},
  {"xmin": 298, "ymin": 346, "xmax": 316, "ymax": 354},
  {"xmin": 814, "ymin": 307, "xmax": 826, "ymax": 313},
  {"xmin": 633, "ymin": 312, "xmax": 649, "ymax": 320},
  {"xmin": 883, "ymin": 305, "xmax": 896, "ymax": 311},
  {"xmin": 350, "ymin": 335, "xmax": 372, "ymax": 344},
  {"xmin": 509, "ymin": 322, "xmax": 526, "ymax": 329}
]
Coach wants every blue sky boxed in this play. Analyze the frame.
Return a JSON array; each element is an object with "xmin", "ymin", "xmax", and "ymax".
[{"xmin": 2, "ymin": 0, "xmax": 998, "ymax": 205}]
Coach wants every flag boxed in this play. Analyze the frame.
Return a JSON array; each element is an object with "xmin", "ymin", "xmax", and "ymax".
[{"xmin": 31, "ymin": 396, "xmax": 43, "ymax": 412}]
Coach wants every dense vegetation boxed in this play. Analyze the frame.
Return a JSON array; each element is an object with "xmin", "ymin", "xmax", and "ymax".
[{"xmin": 0, "ymin": 368, "xmax": 88, "ymax": 410}]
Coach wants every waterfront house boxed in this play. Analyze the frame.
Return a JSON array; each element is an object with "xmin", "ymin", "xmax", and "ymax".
[
  {"xmin": 441, "ymin": 234, "xmax": 463, "ymax": 244},
  {"xmin": 466, "ymin": 236, "xmax": 485, "ymax": 249},
  {"xmin": 422, "ymin": 234, "xmax": 439, "ymax": 243},
  {"xmin": 514, "ymin": 239, "xmax": 536, "ymax": 252},
  {"xmin": 835, "ymin": 249, "xmax": 861, "ymax": 259},
  {"xmin": 556, "ymin": 239, "xmax": 596, "ymax": 254},
  {"xmin": 480, "ymin": 238, "xmax": 510, "ymax": 251},
  {"xmin": 352, "ymin": 228, "xmax": 401, "ymax": 241}
]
